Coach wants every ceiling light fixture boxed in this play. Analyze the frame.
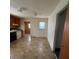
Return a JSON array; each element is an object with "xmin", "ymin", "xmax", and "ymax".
[{"xmin": 18, "ymin": 7, "xmax": 28, "ymax": 12}]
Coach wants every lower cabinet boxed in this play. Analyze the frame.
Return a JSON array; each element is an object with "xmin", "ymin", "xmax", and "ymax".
[
  {"xmin": 10, "ymin": 30, "xmax": 22, "ymax": 42},
  {"xmin": 16, "ymin": 31, "xmax": 21, "ymax": 39},
  {"xmin": 10, "ymin": 32, "xmax": 17, "ymax": 42}
]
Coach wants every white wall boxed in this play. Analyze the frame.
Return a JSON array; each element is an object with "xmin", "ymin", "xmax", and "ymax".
[
  {"xmin": 30, "ymin": 18, "xmax": 48, "ymax": 38},
  {"xmin": 48, "ymin": 0, "xmax": 68, "ymax": 51}
]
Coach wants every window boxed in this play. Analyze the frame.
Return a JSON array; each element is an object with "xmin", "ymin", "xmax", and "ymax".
[
  {"xmin": 39, "ymin": 22, "xmax": 45, "ymax": 29},
  {"xmin": 28, "ymin": 23, "xmax": 31, "ymax": 29}
]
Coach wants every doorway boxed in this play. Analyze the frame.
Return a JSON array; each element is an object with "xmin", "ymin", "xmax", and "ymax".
[
  {"xmin": 54, "ymin": 7, "xmax": 67, "ymax": 58},
  {"xmin": 24, "ymin": 22, "xmax": 31, "ymax": 34}
]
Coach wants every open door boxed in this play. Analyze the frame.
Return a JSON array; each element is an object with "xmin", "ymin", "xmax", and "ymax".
[
  {"xmin": 54, "ymin": 7, "xmax": 67, "ymax": 58},
  {"xmin": 59, "ymin": 6, "xmax": 69, "ymax": 59},
  {"xmin": 54, "ymin": 5, "xmax": 69, "ymax": 59},
  {"xmin": 24, "ymin": 22, "xmax": 30, "ymax": 34}
]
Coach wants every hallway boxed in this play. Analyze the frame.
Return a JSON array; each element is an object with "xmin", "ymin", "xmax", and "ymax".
[{"xmin": 10, "ymin": 35, "xmax": 56, "ymax": 59}]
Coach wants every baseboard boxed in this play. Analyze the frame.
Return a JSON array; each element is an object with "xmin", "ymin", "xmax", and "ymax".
[
  {"xmin": 31, "ymin": 36, "xmax": 47, "ymax": 39},
  {"xmin": 51, "ymin": 51, "xmax": 58, "ymax": 59}
]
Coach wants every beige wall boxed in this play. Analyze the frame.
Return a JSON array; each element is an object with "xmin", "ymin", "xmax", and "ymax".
[
  {"xmin": 30, "ymin": 18, "xmax": 48, "ymax": 38},
  {"xmin": 48, "ymin": 0, "xmax": 68, "ymax": 51},
  {"xmin": 20, "ymin": 18, "xmax": 48, "ymax": 38}
]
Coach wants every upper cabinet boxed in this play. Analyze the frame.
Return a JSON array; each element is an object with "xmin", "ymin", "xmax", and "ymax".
[{"xmin": 10, "ymin": 15, "xmax": 20, "ymax": 28}]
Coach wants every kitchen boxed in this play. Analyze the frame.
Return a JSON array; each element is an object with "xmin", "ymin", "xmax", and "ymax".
[{"xmin": 10, "ymin": 15, "xmax": 23, "ymax": 42}]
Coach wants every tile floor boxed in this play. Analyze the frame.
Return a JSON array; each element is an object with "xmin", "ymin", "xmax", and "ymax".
[{"xmin": 10, "ymin": 35, "xmax": 56, "ymax": 59}]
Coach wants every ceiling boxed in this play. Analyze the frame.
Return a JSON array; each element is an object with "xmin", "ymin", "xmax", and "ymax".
[{"xmin": 10, "ymin": 0, "xmax": 60, "ymax": 18}]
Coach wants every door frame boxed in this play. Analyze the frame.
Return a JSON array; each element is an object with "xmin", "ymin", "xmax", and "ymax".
[
  {"xmin": 24, "ymin": 21, "xmax": 30, "ymax": 34},
  {"xmin": 53, "ymin": 5, "xmax": 68, "ymax": 52}
]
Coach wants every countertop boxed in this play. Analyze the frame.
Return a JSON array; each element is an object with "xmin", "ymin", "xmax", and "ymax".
[{"xmin": 10, "ymin": 30, "xmax": 17, "ymax": 33}]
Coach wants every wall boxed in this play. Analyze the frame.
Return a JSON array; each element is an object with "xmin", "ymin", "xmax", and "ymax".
[
  {"xmin": 20, "ymin": 18, "xmax": 48, "ymax": 38},
  {"xmin": 48, "ymin": 0, "xmax": 68, "ymax": 51},
  {"xmin": 30, "ymin": 18, "xmax": 48, "ymax": 38}
]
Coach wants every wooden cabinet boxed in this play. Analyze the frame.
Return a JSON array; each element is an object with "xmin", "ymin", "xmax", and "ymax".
[{"xmin": 10, "ymin": 15, "xmax": 20, "ymax": 28}]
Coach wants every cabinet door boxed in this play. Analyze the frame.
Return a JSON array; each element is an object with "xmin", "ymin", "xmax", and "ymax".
[
  {"xmin": 10, "ymin": 15, "xmax": 20, "ymax": 28},
  {"xmin": 15, "ymin": 18, "xmax": 20, "ymax": 26},
  {"xmin": 10, "ymin": 15, "xmax": 16, "ymax": 28}
]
